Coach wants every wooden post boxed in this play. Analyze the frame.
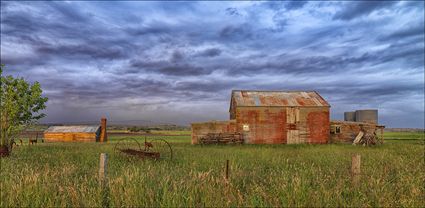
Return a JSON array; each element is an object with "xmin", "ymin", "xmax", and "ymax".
[
  {"xmin": 351, "ymin": 154, "xmax": 361, "ymax": 185},
  {"xmin": 99, "ymin": 153, "xmax": 110, "ymax": 207},
  {"xmin": 380, "ymin": 128, "xmax": 384, "ymax": 144},
  {"xmin": 99, "ymin": 153, "xmax": 108, "ymax": 185},
  {"xmin": 225, "ymin": 159, "xmax": 230, "ymax": 180}
]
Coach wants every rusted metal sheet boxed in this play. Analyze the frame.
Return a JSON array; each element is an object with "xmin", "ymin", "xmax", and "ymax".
[
  {"xmin": 236, "ymin": 107, "xmax": 287, "ymax": 144},
  {"xmin": 230, "ymin": 90, "xmax": 330, "ymax": 108},
  {"xmin": 45, "ymin": 125, "xmax": 100, "ymax": 133},
  {"xmin": 235, "ymin": 106, "xmax": 329, "ymax": 144},
  {"xmin": 306, "ymin": 110, "xmax": 329, "ymax": 143}
]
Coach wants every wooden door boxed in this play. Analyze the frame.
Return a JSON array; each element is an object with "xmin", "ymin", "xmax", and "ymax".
[{"xmin": 286, "ymin": 107, "xmax": 300, "ymax": 144}]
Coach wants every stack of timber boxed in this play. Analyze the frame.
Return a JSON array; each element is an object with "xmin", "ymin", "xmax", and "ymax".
[
  {"xmin": 199, "ymin": 133, "xmax": 243, "ymax": 144},
  {"xmin": 353, "ymin": 131, "xmax": 381, "ymax": 146}
]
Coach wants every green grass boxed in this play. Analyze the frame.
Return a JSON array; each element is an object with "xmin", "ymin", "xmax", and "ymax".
[
  {"xmin": 384, "ymin": 131, "xmax": 424, "ymax": 140},
  {"xmin": 1, "ymin": 133, "xmax": 423, "ymax": 207},
  {"xmin": 149, "ymin": 130, "xmax": 191, "ymax": 135}
]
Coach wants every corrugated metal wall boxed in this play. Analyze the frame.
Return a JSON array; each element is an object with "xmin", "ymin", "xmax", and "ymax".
[{"xmin": 235, "ymin": 106, "xmax": 329, "ymax": 144}]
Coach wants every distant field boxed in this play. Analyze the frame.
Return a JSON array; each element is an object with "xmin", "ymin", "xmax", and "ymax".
[
  {"xmin": 1, "ymin": 132, "xmax": 423, "ymax": 207},
  {"xmin": 149, "ymin": 130, "xmax": 191, "ymax": 135},
  {"xmin": 384, "ymin": 131, "xmax": 424, "ymax": 140}
]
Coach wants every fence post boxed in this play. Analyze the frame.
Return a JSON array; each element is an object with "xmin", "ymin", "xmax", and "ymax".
[
  {"xmin": 99, "ymin": 153, "xmax": 108, "ymax": 185},
  {"xmin": 99, "ymin": 153, "xmax": 110, "ymax": 207},
  {"xmin": 351, "ymin": 154, "xmax": 361, "ymax": 185},
  {"xmin": 225, "ymin": 159, "xmax": 230, "ymax": 181}
]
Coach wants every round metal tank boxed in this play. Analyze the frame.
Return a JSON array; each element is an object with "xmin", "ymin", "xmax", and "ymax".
[
  {"xmin": 344, "ymin": 112, "xmax": 356, "ymax": 121},
  {"xmin": 355, "ymin": 110, "xmax": 378, "ymax": 123}
]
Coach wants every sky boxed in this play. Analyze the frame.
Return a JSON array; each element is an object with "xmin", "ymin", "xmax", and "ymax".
[{"xmin": 1, "ymin": 1, "xmax": 424, "ymax": 128}]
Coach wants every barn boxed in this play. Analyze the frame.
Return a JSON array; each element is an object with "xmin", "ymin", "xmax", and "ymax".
[
  {"xmin": 44, "ymin": 118, "xmax": 108, "ymax": 142},
  {"xmin": 192, "ymin": 90, "xmax": 330, "ymax": 144}
]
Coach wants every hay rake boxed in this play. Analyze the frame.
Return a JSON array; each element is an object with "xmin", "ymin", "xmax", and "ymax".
[{"xmin": 114, "ymin": 137, "xmax": 173, "ymax": 160}]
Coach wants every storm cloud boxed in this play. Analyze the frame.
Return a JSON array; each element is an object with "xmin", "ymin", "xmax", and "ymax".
[{"xmin": 1, "ymin": 1, "xmax": 423, "ymax": 127}]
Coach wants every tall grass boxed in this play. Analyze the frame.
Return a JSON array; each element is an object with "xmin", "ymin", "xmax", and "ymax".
[{"xmin": 0, "ymin": 134, "xmax": 423, "ymax": 207}]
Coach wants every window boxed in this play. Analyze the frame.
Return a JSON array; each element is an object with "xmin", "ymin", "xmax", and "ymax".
[
  {"xmin": 335, "ymin": 126, "xmax": 341, "ymax": 134},
  {"xmin": 331, "ymin": 125, "xmax": 341, "ymax": 134}
]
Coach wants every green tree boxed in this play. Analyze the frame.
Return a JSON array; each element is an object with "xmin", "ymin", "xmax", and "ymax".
[{"xmin": 0, "ymin": 64, "xmax": 48, "ymax": 153}]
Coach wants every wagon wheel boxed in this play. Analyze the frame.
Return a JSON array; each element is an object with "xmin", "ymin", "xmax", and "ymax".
[
  {"xmin": 147, "ymin": 139, "xmax": 173, "ymax": 160},
  {"xmin": 114, "ymin": 138, "xmax": 142, "ymax": 155}
]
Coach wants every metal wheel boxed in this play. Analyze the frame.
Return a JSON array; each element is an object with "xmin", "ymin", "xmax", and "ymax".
[
  {"xmin": 114, "ymin": 138, "xmax": 142, "ymax": 155},
  {"xmin": 147, "ymin": 139, "xmax": 173, "ymax": 160}
]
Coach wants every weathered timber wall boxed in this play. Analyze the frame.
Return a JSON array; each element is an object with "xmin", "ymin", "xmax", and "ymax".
[
  {"xmin": 191, "ymin": 120, "xmax": 237, "ymax": 144},
  {"xmin": 330, "ymin": 120, "xmax": 380, "ymax": 143},
  {"xmin": 44, "ymin": 132, "xmax": 97, "ymax": 142}
]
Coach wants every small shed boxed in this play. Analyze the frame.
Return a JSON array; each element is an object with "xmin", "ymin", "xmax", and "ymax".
[
  {"xmin": 330, "ymin": 120, "xmax": 384, "ymax": 143},
  {"xmin": 44, "ymin": 118, "xmax": 108, "ymax": 142}
]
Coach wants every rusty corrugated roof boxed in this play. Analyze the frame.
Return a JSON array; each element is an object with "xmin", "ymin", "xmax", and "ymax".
[
  {"xmin": 44, "ymin": 125, "xmax": 100, "ymax": 133},
  {"xmin": 231, "ymin": 90, "xmax": 330, "ymax": 107}
]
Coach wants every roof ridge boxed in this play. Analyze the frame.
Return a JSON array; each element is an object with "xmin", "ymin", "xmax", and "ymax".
[
  {"xmin": 231, "ymin": 90, "xmax": 330, "ymax": 107},
  {"xmin": 232, "ymin": 89, "xmax": 317, "ymax": 93}
]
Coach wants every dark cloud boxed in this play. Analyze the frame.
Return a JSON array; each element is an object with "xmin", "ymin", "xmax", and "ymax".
[
  {"xmin": 129, "ymin": 59, "xmax": 166, "ymax": 69},
  {"xmin": 36, "ymin": 44, "xmax": 127, "ymax": 60},
  {"xmin": 223, "ymin": 53, "xmax": 375, "ymax": 76},
  {"xmin": 47, "ymin": 1, "xmax": 92, "ymax": 23},
  {"xmin": 197, "ymin": 48, "xmax": 222, "ymax": 57},
  {"xmin": 158, "ymin": 64, "xmax": 208, "ymax": 76},
  {"xmin": 0, "ymin": 54, "xmax": 47, "ymax": 67},
  {"xmin": 334, "ymin": 1, "xmax": 397, "ymax": 20},
  {"xmin": 225, "ymin": 7, "xmax": 241, "ymax": 16},
  {"xmin": 219, "ymin": 24, "xmax": 253, "ymax": 40},
  {"xmin": 175, "ymin": 80, "xmax": 234, "ymax": 93},
  {"xmin": 170, "ymin": 50, "xmax": 184, "ymax": 62},
  {"xmin": 380, "ymin": 22, "xmax": 424, "ymax": 41},
  {"xmin": 284, "ymin": 1, "xmax": 308, "ymax": 10},
  {"xmin": 264, "ymin": 1, "xmax": 307, "ymax": 11},
  {"xmin": 129, "ymin": 59, "xmax": 213, "ymax": 76},
  {"xmin": 0, "ymin": 1, "xmax": 423, "ymax": 127},
  {"xmin": 126, "ymin": 25, "xmax": 171, "ymax": 36}
]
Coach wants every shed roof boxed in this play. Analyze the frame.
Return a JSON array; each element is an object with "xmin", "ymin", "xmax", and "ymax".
[
  {"xmin": 230, "ymin": 90, "xmax": 330, "ymax": 107},
  {"xmin": 44, "ymin": 125, "xmax": 100, "ymax": 133}
]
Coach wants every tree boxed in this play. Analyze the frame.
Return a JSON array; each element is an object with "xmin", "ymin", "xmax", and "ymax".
[{"xmin": 0, "ymin": 64, "xmax": 48, "ymax": 155}]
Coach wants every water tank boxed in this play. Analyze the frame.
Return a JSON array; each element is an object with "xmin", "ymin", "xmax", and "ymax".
[
  {"xmin": 355, "ymin": 110, "xmax": 378, "ymax": 123},
  {"xmin": 344, "ymin": 112, "xmax": 356, "ymax": 121}
]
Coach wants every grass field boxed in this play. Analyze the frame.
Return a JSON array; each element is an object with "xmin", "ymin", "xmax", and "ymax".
[
  {"xmin": 0, "ymin": 132, "xmax": 423, "ymax": 207},
  {"xmin": 384, "ymin": 131, "xmax": 424, "ymax": 140}
]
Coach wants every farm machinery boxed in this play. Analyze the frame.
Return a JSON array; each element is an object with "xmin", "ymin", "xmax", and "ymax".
[{"xmin": 114, "ymin": 138, "xmax": 173, "ymax": 160}]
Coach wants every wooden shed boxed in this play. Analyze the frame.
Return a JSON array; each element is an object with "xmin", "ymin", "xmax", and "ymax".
[
  {"xmin": 44, "ymin": 118, "xmax": 108, "ymax": 142},
  {"xmin": 192, "ymin": 90, "xmax": 330, "ymax": 144}
]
